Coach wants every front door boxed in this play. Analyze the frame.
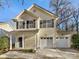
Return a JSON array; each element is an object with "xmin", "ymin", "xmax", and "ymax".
[{"xmin": 18, "ymin": 37, "xmax": 23, "ymax": 48}]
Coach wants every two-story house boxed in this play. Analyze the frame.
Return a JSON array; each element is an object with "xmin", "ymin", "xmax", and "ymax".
[{"xmin": 0, "ymin": 4, "xmax": 72, "ymax": 50}]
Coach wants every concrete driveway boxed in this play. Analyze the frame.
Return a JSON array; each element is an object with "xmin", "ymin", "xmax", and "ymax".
[
  {"xmin": 36, "ymin": 49, "xmax": 79, "ymax": 59},
  {"xmin": 0, "ymin": 49, "xmax": 79, "ymax": 59}
]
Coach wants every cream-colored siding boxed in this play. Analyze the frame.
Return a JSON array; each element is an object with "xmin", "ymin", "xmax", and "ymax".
[
  {"xmin": 28, "ymin": 6, "xmax": 55, "ymax": 20},
  {"xmin": 24, "ymin": 35, "xmax": 36, "ymax": 49},
  {"xmin": 16, "ymin": 12, "xmax": 37, "ymax": 21}
]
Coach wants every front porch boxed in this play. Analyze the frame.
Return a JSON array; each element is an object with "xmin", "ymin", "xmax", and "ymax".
[
  {"xmin": 8, "ymin": 30, "xmax": 39, "ymax": 50},
  {"xmin": 9, "ymin": 34, "xmax": 24, "ymax": 50}
]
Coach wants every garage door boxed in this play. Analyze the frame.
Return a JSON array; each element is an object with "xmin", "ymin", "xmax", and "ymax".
[
  {"xmin": 56, "ymin": 37, "xmax": 69, "ymax": 48},
  {"xmin": 40, "ymin": 37, "xmax": 53, "ymax": 49}
]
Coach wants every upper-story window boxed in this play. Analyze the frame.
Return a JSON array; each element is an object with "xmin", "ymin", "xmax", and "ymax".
[
  {"xmin": 26, "ymin": 20, "xmax": 35, "ymax": 28},
  {"xmin": 40, "ymin": 20, "xmax": 54, "ymax": 28},
  {"xmin": 19, "ymin": 21, "xmax": 25, "ymax": 29},
  {"xmin": 16, "ymin": 21, "xmax": 25, "ymax": 29},
  {"xmin": 16, "ymin": 20, "xmax": 36, "ymax": 29}
]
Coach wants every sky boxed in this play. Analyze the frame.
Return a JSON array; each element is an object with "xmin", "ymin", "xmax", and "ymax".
[{"xmin": 0, "ymin": 0, "xmax": 79, "ymax": 22}]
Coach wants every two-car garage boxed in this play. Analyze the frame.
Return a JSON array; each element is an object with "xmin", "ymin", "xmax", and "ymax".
[{"xmin": 40, "ymin": 36, "xmax": 71, "ymax": 49}]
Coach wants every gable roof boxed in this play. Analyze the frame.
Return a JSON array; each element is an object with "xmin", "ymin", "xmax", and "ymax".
[
  {"xmin": 27, "ymin": 3, "xmax": 57, "ymax": 18},
  {"xmin": 13, "ymin": 4, "xmax": 58, "ymax": 22},
  {"xmin": 15, "ymin": 10, "xmax": 38, "ymax": 19}
]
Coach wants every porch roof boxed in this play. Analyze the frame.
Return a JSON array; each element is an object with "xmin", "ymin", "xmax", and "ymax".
[
  {"xmin": 9, "ymin": 29, "xmax": 39, "ymax": 34},
  {"xmin": 8, "ymin": 29, "xmax": 39, "ymax": 37}
]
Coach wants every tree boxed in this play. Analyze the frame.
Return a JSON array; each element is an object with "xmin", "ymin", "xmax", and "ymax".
[
  {"xmin": 50, "ymin": 0, "xmax": 69, "ymax": 16},
  {"xmin": 0, "ymin": 36, "xmax": 9, "ymax": 50},
  {"xmin": 0, "ymin": 0, "xmax": 31, "ymax": 8},
  {"xmin": 50, "ymin": 0, "xmax": 73, "ymax": 31},
  {"xmin": 71, "ymin": 34, "xmax": 79, "ymax": 49},
  {"xmin": 72, "ymin": 8, "xmax": 79, "ymax": 34}
]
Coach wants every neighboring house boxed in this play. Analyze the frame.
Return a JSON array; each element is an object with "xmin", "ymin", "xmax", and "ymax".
[
  {"xmin": 0, "ymin": 22, "xmax": 13, "ymax": 37},
  {"xmin": 0, "ymin": 4, "xmax": 73, "ymax": 50},
  {"xmin": 0, "ymin": 29, "xmax": 5, "ymax": 37}
]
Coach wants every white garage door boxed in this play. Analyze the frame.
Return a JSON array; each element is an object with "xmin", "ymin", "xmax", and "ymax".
[
  {"xmin": 56, "ymin": 37, "xmax": 69, "ymax": 48},
  {"xmin": 40, "ymin": 39, "xmax": 47, "ymax": 49},
  {"xmin": 40, "ymin": 37, "xmax": 53, "ymax": 49}
]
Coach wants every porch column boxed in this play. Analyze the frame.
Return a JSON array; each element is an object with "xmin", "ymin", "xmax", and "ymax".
[
  {"xmin": 22, "ymin": 34, "xmax": 24, "ymax": 49},
  {"xmin": 37, "ymin": 17, "xmax": 40, "ymax": 29},
  {"xmin": 37, "ymin": 33, "xmax": 40, "ymax": 49},
  {"xmin": 10, "ymin": 35, "xmax": 12, "ymax": 50},
  {"xmin": 35, "ymin": 34, "xmax": 38, "ymax": 50},
  {"xmin": 25, "ymin": 21, "xmax": 27, "ymax": 29}
]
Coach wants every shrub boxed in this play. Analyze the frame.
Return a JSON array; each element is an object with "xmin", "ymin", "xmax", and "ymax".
[
  {"xmin": 71, "ymin": 34, "xmax": 79, "ymax": 49},
  {"xmin": 0, "ymin": 36, "xmax": 9, "ymax": 50}
]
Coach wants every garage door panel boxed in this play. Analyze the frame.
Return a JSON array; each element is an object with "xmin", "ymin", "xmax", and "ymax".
[
  {"xmin": 56, "ymin": 38, "xmax": 69, "ymax": 48},
  {"xmin": 40, "ymin": 37, "xmax": 53, "ymax": 49},
  {"xmin": 40, "ymin": 39, "xmax": 47, "ymax": 49},
  {"xmin": 47, "ymin": 39, "xmax": 53, "ymax": 48}
]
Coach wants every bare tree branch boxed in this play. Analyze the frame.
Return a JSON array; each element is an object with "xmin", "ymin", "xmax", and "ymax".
[
  {"xmin": 50, "ymin": 0, "xmax": 73, "ymax": 31},
  {"xmin": 72, "ymin": 8, "xmax": 79, "ymax": 33}
]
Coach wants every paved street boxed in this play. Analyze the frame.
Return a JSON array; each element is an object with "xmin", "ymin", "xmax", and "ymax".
[{"xmin": 0, "ymin": 49, "xmax": 79, "ymax": 59}]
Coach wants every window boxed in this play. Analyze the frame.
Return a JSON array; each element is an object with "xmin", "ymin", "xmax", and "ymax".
[
  {"xmin": 56, "ymin": 37, "xmax": 58, "ymax": 39},
  {"xmin": 65, "ymin": 37, "xmax": 68, "ymax": 39},
  {"xmin": 23, "ymin": 21, "xmax": 25, "ymax": 28},
  {"xmin": 49, "ymin": 37, "xmax": 53, "ymax": 39},
  {"xmin": 47, "ymin": 20, "xmax": 54, "ymax": 28},
  {"xmin": 16, "ymin": 21, "xmax": 25, "ymax": 29},
  {"xmin": 16, "ymin": 20, "xmax": 36, "ymax": 29},
  {"xmin": 40, "ymin": 37, "xmax": 53, "ymax": 40},
  {"xmin": 19, "ymin": 21, "xmax": 25, "ymax": 29},
  {"xmin": 60, "ymin": 37, "xmax": 64, "ymax": 39},
  {"xmin": 26, "ymin": 20, "xmax": 35, "ymax": 28},
  {"xmin": 40, "ymin": 20, "xmax": 46, "ymax": 28},
  {"xmin": 40, "ymin": 20, "xmax": 54, "ymax": 28},
  {"xmin": 33, "ymin": 9, "xmax": 36, "ymax": 12}
]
